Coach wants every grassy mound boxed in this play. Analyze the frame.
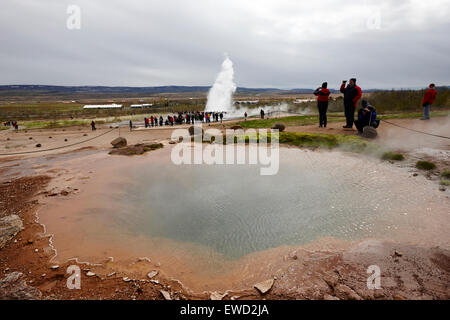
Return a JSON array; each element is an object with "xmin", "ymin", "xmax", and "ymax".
[
  {"xmin": 416, "ymin": 161, "xmax": 436, "ymax": 170},
  {"xmin": 441, "ymin": 170, "xmax": 450, "ymax": 179},
  {"xmin": 109, "ymin": 143, "xmax": 163, "ymax": 156},
  {"xmin": 381, "ymin": 152, "xmax": 405, "ymax": 161},
  {"xmin": 217, "ymin": 132, "xmax": 370, "ymax": 152},
  {"xmin": 235, "ymin": 115, "xmax": 344, "ymax": 129}
]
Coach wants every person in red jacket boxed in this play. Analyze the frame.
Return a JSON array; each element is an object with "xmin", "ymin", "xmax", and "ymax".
[
  {"xmin": 340, "ymin": 78, "xmax": 362, "ymax": 128},
  {"xmin": 421, "ymin": 83, "xmax": 437, "ymax": 120},
  {"xmin": 314, "ymin": 82, "xmax": 331, "ymax": 128}
]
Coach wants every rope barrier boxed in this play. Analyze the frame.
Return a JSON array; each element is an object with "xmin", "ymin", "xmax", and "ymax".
[
  {"xmin": 380, "ymin": 119, "xmax": 450, "ymax": 140},
  {"xmin": 267, "ymin": 110, "xmax": 450, "ymax": 140},
  {"xmin": 0, "ymin": 127, "xmax": 118, "ymax": 156}
]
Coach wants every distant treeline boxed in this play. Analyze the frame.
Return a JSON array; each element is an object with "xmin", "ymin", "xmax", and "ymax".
[
  {"xmin": 363, "ymin": 87, "xmax": 450, "ymax": 113},
  {"xmin": 301, "ymin": 87, "xmax": 450, "ymax": 114}
]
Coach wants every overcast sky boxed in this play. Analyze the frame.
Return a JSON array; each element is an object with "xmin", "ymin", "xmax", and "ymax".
[{"xmin": 1, "ymin": 0, "xmax": 449, "ymax": 89}]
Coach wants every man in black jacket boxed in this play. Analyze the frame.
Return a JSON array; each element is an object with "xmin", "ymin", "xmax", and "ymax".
[{"xmin": 340, "ymin": 78, "xmax": 362, "ymax": 128}]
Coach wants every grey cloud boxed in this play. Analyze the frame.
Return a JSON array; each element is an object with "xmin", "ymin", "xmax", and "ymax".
[{"xmin": 0, "ymin": 0, "xmax": 449, "ymax": 89}]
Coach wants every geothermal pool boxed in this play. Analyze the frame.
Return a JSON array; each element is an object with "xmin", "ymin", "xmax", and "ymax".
[{"xmin": 39, "ymin": 147, "xmax": 449, "ymax": 290}]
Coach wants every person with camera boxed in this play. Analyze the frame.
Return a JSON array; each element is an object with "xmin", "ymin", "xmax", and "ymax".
[
  {"xmin": 313, "ymin": 82, "xmax": 331, "ymax": 128},
  {"xmin": 340, "ymin": 78, "xmax": 362, "ymax": 128}
]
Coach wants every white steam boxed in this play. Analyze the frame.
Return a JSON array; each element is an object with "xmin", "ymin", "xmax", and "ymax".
[{"xmin": 205, "ymin": 55, "xmax": 237, "ymax": 112}]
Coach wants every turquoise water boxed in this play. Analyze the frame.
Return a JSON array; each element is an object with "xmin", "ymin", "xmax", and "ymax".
[{"xmin": 104, "ymin": 148, "xmax": 421, "ymax": 259}]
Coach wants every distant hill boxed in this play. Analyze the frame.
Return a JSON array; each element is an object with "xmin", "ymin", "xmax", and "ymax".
[
  {"xmin": 0, "ymin": 85, "xmax": 338, "ymax": 97},
  {"xmin": 2, "ymin": 85, "xmax": 443, "ymax": 100}
]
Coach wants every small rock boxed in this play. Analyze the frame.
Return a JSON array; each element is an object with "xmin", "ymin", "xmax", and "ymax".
[
  {"xmin": 64, "ymin": 139, "xmax": 68, "ymax": 142},
  {"xmin": 107, "ymin": 272, "xmax": 116, "ymax": 277},
  {"xmin": 160, "ymin": 290, "xmax": 171, "ymax": 300},
  {"xmin": 439, "ymin": 186, "xmax": 446, "ymax": 192},
  {"xmin": 394, "ymin": 250, "xmax": 403, "ymax": 257},
  {"xmin": 86, "ymin": 271, "xmax": 96, "ymax": 277},
  {"xmin": 324, "ymin": 294, "xmax": 340, "ymax": 300},
  {"xmin": 147, "ymin": 271, "xmax": 158, "ymax": 279},
  {"xmin": 334, "ymin": 284, "xmax": 361, "ymax": 300},
  {"xmin": 50, "ymin": 265, "xmax": 59, "ymax": 270},
  {"xmin": 413, "ymin": 173, "xmax": 418, "ymax": 177},
  {"xmin": 41, "ymin": 274, "xmax": 46, "ymax": 277},
  {"xmin": 34, "ymin": 249, "xmax": 39, "ymax": 253},
  {"xmin": 272, "ymin": 123, "xmax": 286, "ymax": 132},
  {"xmin": 289, "ymin": 251, "xmax": 298, "ymax": 260},
  {"xmin": 111, "ymin": 137, "xmax": 127, "ymax": 148},
  {"xmin": 169, "ymin": 141, "xmax": 177, "ymax": 144},
  {"xmin": 1, "ymin": 215, "xmax": 25, "ymax": 249},
  {"xmin": 254, "ymin": 278, "xmax": 274, "ymax": 295},
  {"xmin": 362, "ymin": 126, "xmax": 378, "ymax": 139},
  {"xmin": 150, "ymin": 280, "xmax": 159, "ymax": 284},
  {"xmin": 210, "ymin": 291, "xmax": 227, "ymax": 300},
  {"xmin": 123, "ymin": 277, "xmax": 131, "ymax": 282},
  {"xmin": 35, "ymin": 144, "xmax": 41, "ymax": 148},
  {"xmin": 188, "ymin": 126, "xmax": 204, "ymax": 136},
  {"xmin": 0, "ymin": 272, "xmax": 42, "ymax": 299}
]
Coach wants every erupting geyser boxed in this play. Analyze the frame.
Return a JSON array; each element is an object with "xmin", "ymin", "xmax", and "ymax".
[{"xmin": 205, "ymin": 54, "xmax": 236, "ymax": 112}]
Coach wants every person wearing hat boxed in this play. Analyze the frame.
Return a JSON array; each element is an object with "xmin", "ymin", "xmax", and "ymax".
[
  {"xmin": 340, "ymin": 78, "xmax": 362, "ymax": 128},
  {"xmin": 354, "ymin": 100, "xmax": 377, "ymax": 134},
  {"xmin": 421, "ymin": 83, "xmax": 437, "ymax": 120},
  {"xmin": 313, "ymin": 82, "xmax": 331, "ymax": 128}
]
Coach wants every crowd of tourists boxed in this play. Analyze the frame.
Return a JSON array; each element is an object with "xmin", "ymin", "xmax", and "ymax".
[{"xmin": 143, "ymin": 111, "xmax": 225, "ymax": 128}]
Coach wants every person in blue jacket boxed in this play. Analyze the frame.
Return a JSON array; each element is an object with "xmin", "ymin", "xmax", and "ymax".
[{"xmin": 354, "ymin": 100, "xmax": 379, "ymax": 134}]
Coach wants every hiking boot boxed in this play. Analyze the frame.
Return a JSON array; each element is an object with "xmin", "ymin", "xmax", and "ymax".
[{"xmin": 343, "ymin": 125, "xmax": 352, "ymax": 128}]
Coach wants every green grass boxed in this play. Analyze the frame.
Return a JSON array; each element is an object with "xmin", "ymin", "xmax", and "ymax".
[
  {"xmin": 416, "ymin": 161, "xmax": 436, "ymax": 170},
  {"xmin": 378, "ymin": 110, "xmax": 450, "ymax": 119},
  {"xmin": 366, "ymin": 87, "xmax": 450, "ymax": 113},
  {"xmin": 23, "ymin": 119, "xmax": 106, "ymax": 129},
  {"xmin": 233, "ymin": 110, "xmax": 450, "ymax": 130},
  {"xmin": 440, "ymin": 179, "xmax": 450, "ymax": 186},
  {"xmin": 381, "ymin": 152, "xmax": 405, "ymax": 161},
  {"xmin": 441, "ymin": 170, "xmax": 450, "ymax": 179},
  {"xmin": 216, "ymin": 132, "xmax": 371, "ymax": 152},
  {"xmin": 235, "ymin": 115, "xmax": 345, "ymax": 129}
]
